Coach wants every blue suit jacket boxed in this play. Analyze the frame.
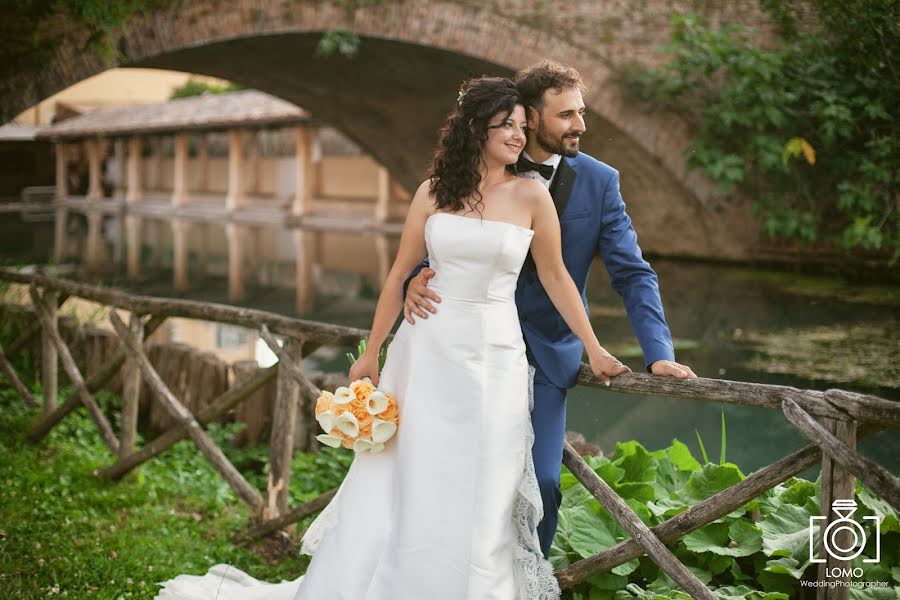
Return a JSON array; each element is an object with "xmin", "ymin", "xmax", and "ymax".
[{"xmin": 406, "ymin": 152, "xmax": 675, "ymax": 389}]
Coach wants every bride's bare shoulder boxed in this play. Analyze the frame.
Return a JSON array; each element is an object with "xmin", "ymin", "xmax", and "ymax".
[{"xmin": 513, "ymin": 177, "xmax": 553, "ymax": 208}]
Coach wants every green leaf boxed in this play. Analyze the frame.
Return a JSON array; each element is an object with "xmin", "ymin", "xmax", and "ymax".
[
  {"xmin": 684, "ymin": 463, "xmax": 745, "ymax": 501},
  {"xmin": 668, "ymin": 439, "xmax": 702, "ymax": 472},
  {"xmin": 758, "ymin": 501, "xmax": 817, "ymax": 565},
  {"xmin": 683, "ymin": 520, "xmax": 762, "ymax": 557}
]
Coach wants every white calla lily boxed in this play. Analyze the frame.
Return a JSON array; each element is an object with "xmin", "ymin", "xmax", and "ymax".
[
  {"xmin": 315, "ymin": 434, "xmax": 343, "ymax": 448},
  {"xmin": 371, "ymin": 418, "xmax": 397, "ymax": 443},
  {"xmin": 335, "ymin": 411, "xmax": 360, "ymax": 437},
  {"xmin": 366, "ymin": 391, "xmax": 389, "ymax": 415},
  {"xmin": 352, "ymin": 438, "xmax": 375, "ymax": 453},
  {"xmin": 316, "ymin": 409, "xmax": 336, "ymax": 433},
  {"xmin": 333, "ymin": 386, "xmax": 354, "ymax": 404},
  {"xmin": 369, "ymin": 442, "xmax": 386, "ymax": 454}
]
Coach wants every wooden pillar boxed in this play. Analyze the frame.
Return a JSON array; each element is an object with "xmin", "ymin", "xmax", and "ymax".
[
  {"xmin": 196, "ymin": 135, "xmax": 209, "ymax": 193},
  {"xmin": 375, "ymin": 165, "xmax": 390, "ymax": 223},
  {"xmin": 119, "ymin": 313, "xmax": 143, "ymax": 458},
  {"xmin": 151, "ymin": 137, "xmax": 164, "ymax": 190},
  {"xmin": 247, "ymin": 130, "xmax": 260, "ymax": 196},
  {"xmin": 226, "ymin": 223, "xmax": 245, "ymax": 302},
  {"xmin": 817, "ymin": 418, "xmax": 858, "ymax": 600},
  {"xmin": 226, "ymin": 129, "xmax": 245, "ymax": 211},
  {"xmin": 171, "ymin": 132, "xmax": 188, "ymax": 207},
  {"xmin": 85, "ymin": 212, "xmax": 104, "ymax": 269},
  {"xmin": 86, "ymin": 137, "xmax": 106, "ymax": 200},
  {"xmin": 293, "ymin": 230, "xmax": 313, "ymax": 315},
  {"xmin": 265, "ymin": 337, "xmax": 302, "ymax": 519},
  {"xmin": 54, "ymin": 143, "xmax": 69, "ymax": 264},
  {"xmin": 126, "ymin": 137, "xmax": 143, "ymax": 204},
  {"xmin": 292, "ymin": 126, "xmax": 313, "ymax": 217},
  {"xmin": 125, "ymin": 215, "xmax": 142, "ymax": 281},
  {"xmin": 39, "ymin": 290, "xmax": 59, "ymax": 415},
  {"xmin": 374, "ymin": 233, "xmax": 390, "ymax": 289},
  {"xmin": 114, "ymin": 139, "xmax": 127, "ymax": 198},
  {"xmin": 172, "ymin": 220, "xmax": 189, "ymax": 291}
]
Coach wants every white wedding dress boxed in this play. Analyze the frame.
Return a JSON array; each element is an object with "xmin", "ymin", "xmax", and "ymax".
[{"xmin": 156, "ymin": 212, "xmax": 561, "ymax": 599}]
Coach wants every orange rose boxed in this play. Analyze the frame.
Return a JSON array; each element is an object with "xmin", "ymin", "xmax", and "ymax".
[
  {"xmin": 378, "ymin": 398, "xmax": 399, "ymax": 424},
  {"xmin": 358, "ymin": 420, "xmax": 373, "ymax": 439},
  {"xmin": 349, "ymin": 380, "xmax": 375, "ymax": 403},
  {"xmin": 341, "ymin": 436, "xmax": 354, "ymax": 449},
  {"xmin": 315, "ymin": 391, "xmax": 334, "ymax": 416},
  {"xmin": 332, "ymin": 403, "xmax": 351, "ymax": 417}
]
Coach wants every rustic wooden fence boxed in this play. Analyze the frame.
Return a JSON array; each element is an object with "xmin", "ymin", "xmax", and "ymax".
[{"xmin": 0, "ymin": 267, "xmax": 897, "ymax": 599}]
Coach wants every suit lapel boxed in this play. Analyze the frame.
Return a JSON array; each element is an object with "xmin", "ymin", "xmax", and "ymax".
[{"xmin": 549, "ymin": 157, "xmax": 576, "ymax": 217}]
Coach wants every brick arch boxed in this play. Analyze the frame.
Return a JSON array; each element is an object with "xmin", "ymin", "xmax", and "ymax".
[{"xmin": 4, "ymin": 1, "xmax": 780, "ymax": 258}]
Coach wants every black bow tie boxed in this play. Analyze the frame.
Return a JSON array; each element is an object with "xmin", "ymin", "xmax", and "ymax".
[{"xmin": 516, "ymin": 156, "xmax": 555, "ymax": 180}]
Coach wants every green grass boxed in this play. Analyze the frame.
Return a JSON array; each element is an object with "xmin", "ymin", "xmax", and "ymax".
[{"xmin": 0, "ymin": 386, "xmax": 352, "ymax": 599}]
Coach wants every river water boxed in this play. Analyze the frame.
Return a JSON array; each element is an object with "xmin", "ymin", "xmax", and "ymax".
[{"xmin": 2, "ymin": 214, "xmax": 897, "ymax": 476}]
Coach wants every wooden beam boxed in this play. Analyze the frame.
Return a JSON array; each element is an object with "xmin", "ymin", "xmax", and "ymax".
[
  {"xmin": 561, "ymin": 440, "xmax": 717, "ymax": 599},
  {"xmin": 782, "ymin": 397, "xmax": 899, "ymax": 511},
  {"xmin": 109, "ymin": 310, "xmax": 263, "ymax": 511},
  {"xmin": 0, "ymin": 268, "xmax": 370, "ymax": 348},
  {"xmin": 29, "ymin": 285, "xmax": 120, "ymax": 453}
]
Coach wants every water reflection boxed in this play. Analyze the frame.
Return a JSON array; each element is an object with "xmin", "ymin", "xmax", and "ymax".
[{"xmin": 20, "ymin": 213, "xmax": 900, "ymax": 474}]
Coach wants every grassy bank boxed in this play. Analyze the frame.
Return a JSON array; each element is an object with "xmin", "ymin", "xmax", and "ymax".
[{"xmin": 0, "ymin": 386, "xmax": 351, "ymax": 599}]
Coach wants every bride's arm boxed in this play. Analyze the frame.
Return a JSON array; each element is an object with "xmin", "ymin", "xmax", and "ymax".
[
  {"xmin": 527, "ymin": 181, "xmax": 630, "ymax": 385},
  {"xmin": 349, "ymin": 181, "xmax": 433, "ymax": 383}
]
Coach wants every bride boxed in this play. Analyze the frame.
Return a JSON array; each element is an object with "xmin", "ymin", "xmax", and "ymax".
[{"xmin": 156, "ymin": 76, "xmax": 626, "ymax": 600}]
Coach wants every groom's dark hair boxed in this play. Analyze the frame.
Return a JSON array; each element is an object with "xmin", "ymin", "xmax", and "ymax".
[{"xmin": 515, "ymin": 60, "xmax": 586, "ymax": 113}]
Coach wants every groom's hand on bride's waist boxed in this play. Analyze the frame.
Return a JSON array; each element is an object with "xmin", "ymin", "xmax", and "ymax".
[
  {"xmin": 650, "ymin": 360, "xmax": 697, "ymax": 379},
  {"xmin": 404, "ymin": 268, "xmax": 441, "ymax": 324}
]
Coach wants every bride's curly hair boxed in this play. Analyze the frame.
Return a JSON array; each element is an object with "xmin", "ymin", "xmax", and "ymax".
[{"xmin": 428, "ymin": 76, "xmax": 522, "ymax": 215}]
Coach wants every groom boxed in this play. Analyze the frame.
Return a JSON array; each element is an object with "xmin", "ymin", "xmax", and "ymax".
[{"xmin": 404, "ymin": 60, "xmax": 696, "ymax": 559}]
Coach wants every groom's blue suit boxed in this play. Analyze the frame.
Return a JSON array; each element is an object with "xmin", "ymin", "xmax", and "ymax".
[
  {"xmin": 517, "ymin": 152, "xmax": 674, "ymax": 558},
  {"xmin": 406, "ymin": 152, "xmax": 675, "ymax": 558}
]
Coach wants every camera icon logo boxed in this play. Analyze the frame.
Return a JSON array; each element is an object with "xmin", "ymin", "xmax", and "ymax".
[{"xmin": 810, "ymin": 499, "xmax": 880, "ymax": 563}]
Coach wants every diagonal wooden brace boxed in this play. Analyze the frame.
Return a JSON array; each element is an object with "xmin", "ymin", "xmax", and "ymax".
[
  {"xmin": 562, "ymin": 440, "xmax": 717, "ymax": 599},
  {"xmin": 28, "ymin": 315, "xmax": 166, "ymax": 444},
  {"xmin": 782, "ymin": 396, "xmax": 899, "ymax": 512},
  {"xmin": 109, "ymin": 310, "xmax": 264, "ymax": 511},
  {"xmin": 242, "ymin": 487, "xmax": 338, "ymax": 541},
  {"xmin": 29, "ymin": 284, "xmax": 120, "ymax": 453},
  {"xmin": 98, "ymin": 363, "xmax": 277, "ymax": 480},
  {"xmin": 0, "ymin": 341, "xmax": 36, "ymax": 407}
]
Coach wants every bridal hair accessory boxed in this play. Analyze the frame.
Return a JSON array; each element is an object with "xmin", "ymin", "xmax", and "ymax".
[
  {"xmin": 314, "ymin": 379, "xmax": 399, "ymax": 454},
  {"xmin": 457, "ymin": 87, "xmax": 466, "ymax": 107}
]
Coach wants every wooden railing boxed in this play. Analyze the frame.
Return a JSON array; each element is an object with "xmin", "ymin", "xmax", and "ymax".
[{"xmin": 0, "ymin": 267, "xmax": 897, "ymax": 599}]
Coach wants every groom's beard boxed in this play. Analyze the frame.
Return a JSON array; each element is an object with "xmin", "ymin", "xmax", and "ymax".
[{"xmin": 535, "ymin": 120, "xmax": 580, "ymax": 158}]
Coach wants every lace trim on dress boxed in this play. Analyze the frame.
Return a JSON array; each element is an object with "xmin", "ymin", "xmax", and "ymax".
[{"xmin": 512, "ymin": 365, "xmax": 562, "ymax": 599}]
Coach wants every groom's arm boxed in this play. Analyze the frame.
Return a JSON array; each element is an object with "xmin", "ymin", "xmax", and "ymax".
[
  {"xmin": 595, "ymin": 169, "xmax": 675, "ymax": 371},
  {"xmin": 402, "ymin": 256, "xmax": 429, "ymax": 299}
]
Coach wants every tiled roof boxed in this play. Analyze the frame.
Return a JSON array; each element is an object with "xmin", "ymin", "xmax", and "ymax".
[{"xmin": 37, "ymin": 90, "xmax": 309, "ymax": 140}]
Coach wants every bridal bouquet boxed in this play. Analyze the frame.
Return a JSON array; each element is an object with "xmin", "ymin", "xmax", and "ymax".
[{"xmin": 314, "ymin": 379, "xmax": 399, "ymax": 454}]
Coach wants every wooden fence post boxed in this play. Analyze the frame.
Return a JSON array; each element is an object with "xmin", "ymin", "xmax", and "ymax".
[
  {"xmin": 817, "ymin": 418, "xmax": 857, "ymax": 600},
  {"xmin": 39, "ymin": 289, "xmax": 58, "ymax": 415},
  {"xmin": 119, "ymin": 313, "xmax": 143, "ymax": 458},
  {"xmin": 265, "ymin": 337, "xmax": 303, "ymax": 520}
]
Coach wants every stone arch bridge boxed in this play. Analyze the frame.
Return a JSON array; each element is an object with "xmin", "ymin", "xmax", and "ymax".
[{"xmin": 2, "ymin": 1, "xmax": 786, "ymax": 259}]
